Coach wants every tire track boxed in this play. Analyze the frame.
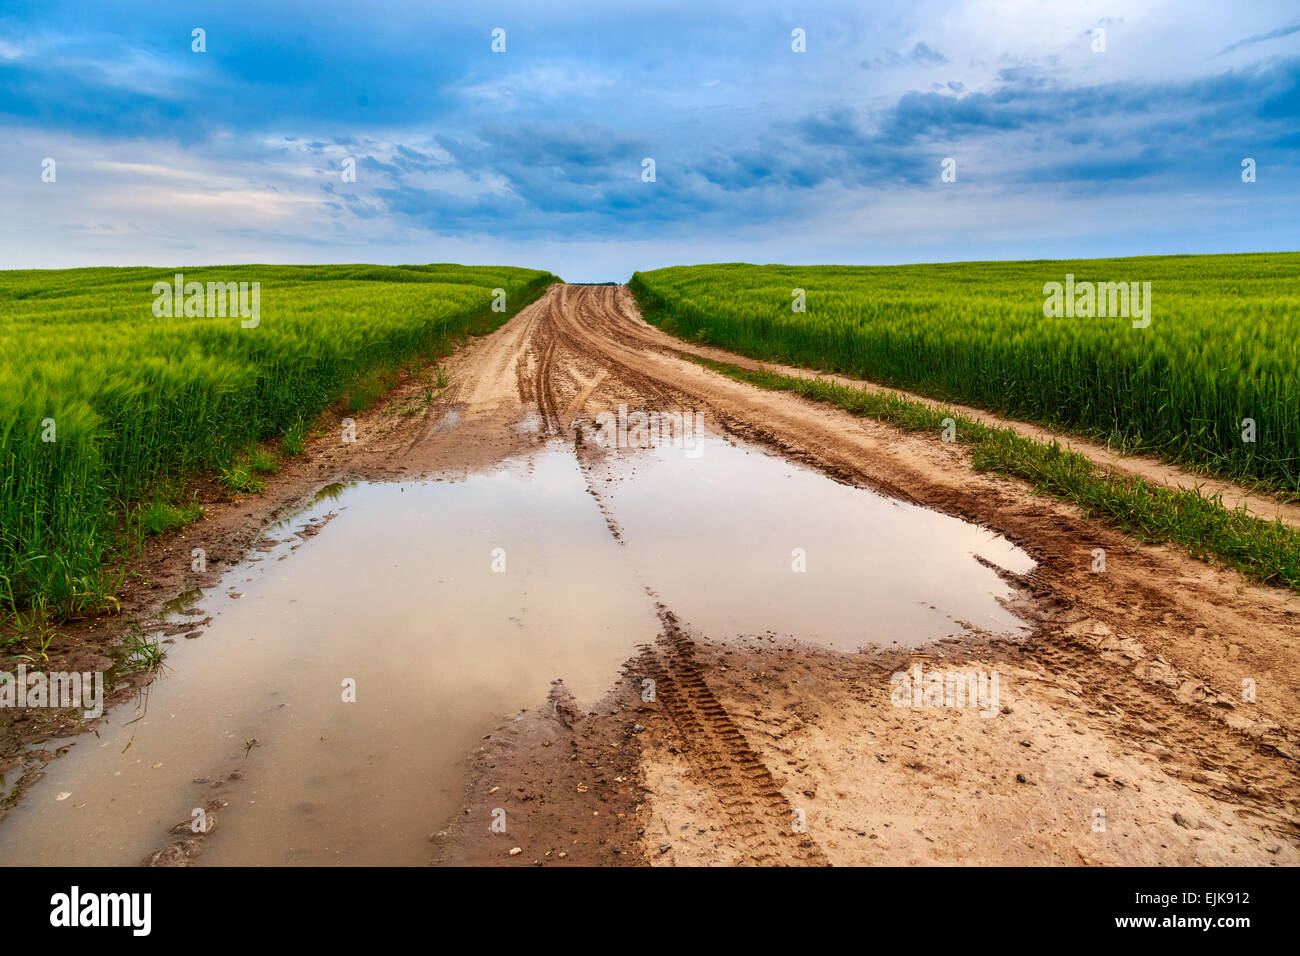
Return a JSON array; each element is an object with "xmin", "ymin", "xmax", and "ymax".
[
  {"xmin": 505, "ymin": 288, "xmax": 825, "ymax": 863},
  {"xmin": 638, "ymin": 610, "xmax": 830, "ymax": 866},
  {"xmin": 463, "ymin": 283, "xmax": 1300, "ymax": 863},
  {"xmin": 538, "ymin": 284, "xmax": 1300, "ymax": 859},
  {"xmin": 1025, "ymin": 629, "xmax": 1300, "ymax": 834},
  {"xmin": 533, "ymin": 323, "xmax": 560, "ymax": 434}
]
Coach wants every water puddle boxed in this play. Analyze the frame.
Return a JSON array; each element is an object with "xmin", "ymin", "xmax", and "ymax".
[
  {"xmin": 0, "ymin": 447, "xmax": 659, "ymax": 866},
  {"xmin": 0, "ymin": 428, "xmax": 1034, "ymax": 866},
  {"xmin": 590, "ymin": 432, "xmax": 1033, "ymax": 650}
]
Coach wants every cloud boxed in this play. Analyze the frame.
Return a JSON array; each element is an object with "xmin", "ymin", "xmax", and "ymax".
[
  {"xmin": 0, "ymin": 0, "xmax": 1297, "ymax": 277},
  {"xmin": 1218, "ymin": 22, "xmax": 1300, "ymax": 56},
  {"xmin": 911, "ymin": 42, "xmax": 948, "ymax": 65}
]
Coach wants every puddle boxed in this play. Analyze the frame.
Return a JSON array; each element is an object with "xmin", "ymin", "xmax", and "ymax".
[
  {"xmin": 590, "ymin": 431, "xmax": 1033, "ymax": 650},
  {"xmin": 0, "ymin": 428, "xmax": 1035, "ymax": 866},
  {"xmin": 159, "ymin": 589, "xmax": 203, "ymax": 618},
  {"xmin": 0, "ymin": 447, "xmax": 660, "ymax": 866},
  {"xmin": 307, "ymin": 481, "xmax": 352, "ymax": 505}
]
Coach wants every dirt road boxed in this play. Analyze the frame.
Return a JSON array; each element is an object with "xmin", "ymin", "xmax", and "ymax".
[
  {"xmin": 4, "ymin": 283, "xmax": 1297, "ymax": 866},
  {"xmin": 422, "ymin": 284, "xmax": 1299, "ymax": 866}
]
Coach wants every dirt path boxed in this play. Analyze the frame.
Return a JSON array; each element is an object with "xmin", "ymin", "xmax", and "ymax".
[
  {"xmin": 4, "ymin": 283, "xmax": 1297, "ymax": 866},
  {"xmin": 435, "ymin": 284, "xmax": 1299, "ymax": 866}
]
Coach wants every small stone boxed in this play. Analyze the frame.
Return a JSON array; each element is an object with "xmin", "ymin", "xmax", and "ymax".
[
  {"xmin": 1016, "ymin": 773, "xmax": 1028, "ymax": 784},
  {"xmin": 1173, "ymin": 813, "xmax": 1191, "ymax": 828},
  {"xmin": 659, "ymin": 844, "xmax": 672, "ymax": 854},
  {"xmin": 508, "ymin": 847, "xmax": 522, "ymax": 856},
  {"xmin": 633, "ymin": 724, "xmax": 646, "ymax": 734}
]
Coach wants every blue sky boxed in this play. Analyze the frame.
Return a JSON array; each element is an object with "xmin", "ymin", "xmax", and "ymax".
[{"xmin": 2, "ymin": 0, "xmax": 1297, "ymax": 280}]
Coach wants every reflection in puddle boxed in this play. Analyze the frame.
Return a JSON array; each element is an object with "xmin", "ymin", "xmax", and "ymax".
[
  {"xmin": 0, "ymin": 429, "xmax": 1036, "ymax": 866},
  {"xmin": 308, "ymin": 481, "xmax": 352, "ymax": 505},
  {"xmin": 590, "ymin": 432, "xmax": 1033, "ymax": 650},
  {"xmin": 0, "ymin": 447, "xmax": 659, "ymax": 866},
  {"xmin": 159, "ymin": 589, "xmax": 203, "ymax": 619}
]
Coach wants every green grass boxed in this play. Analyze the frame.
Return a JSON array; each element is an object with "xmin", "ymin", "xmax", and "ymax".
[
  {"xmin": 631, "ymin": 254, "xmax": 1300, "ymax": 495},
  {"xmin": 248, "ymin": 448, "xmax": 279, "ymax": 475},
  {"xmin": 120, "ymin": 627, "xmax": 166, "ymax": 674},
  {"xmin": 280, "ymin": 420, "xmax": 308, "ymax": 457},
  {"xmin": 217, "ymin": 460, "xmax": 266, "ymax": 496},
  {"xmin": 690, "ymin": 355, "xmax": 1300, "ymax": 593},
  {"xmin": 0, "ymin": 263, "xmax": 559, "ymax": 615},
  {"xmin": 135, "ymin": 498, "xmax": 205, "ymax": 536}
]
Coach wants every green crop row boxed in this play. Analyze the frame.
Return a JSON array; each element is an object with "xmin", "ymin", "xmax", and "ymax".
[
  {"xmin": 0, "ymin": 264, "xmax": 559, "ymax": 615},
  {"xmin": 630, "ymin": 254, "xmax": 1300, "ymax": 494}
]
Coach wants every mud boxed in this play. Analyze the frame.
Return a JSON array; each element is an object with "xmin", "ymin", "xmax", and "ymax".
[{"xmin": 2, "ymin": 283, "xmax": 1297, "ymax": 866}]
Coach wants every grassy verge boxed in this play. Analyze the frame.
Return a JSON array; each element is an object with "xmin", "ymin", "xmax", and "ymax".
[
  {"xmin": 689, "ymin": 354, "xmax": 1300, "ymax": 593},
  {"xmin": 2, "ymin": 269, "xmax": 560, "ymax": 621}
]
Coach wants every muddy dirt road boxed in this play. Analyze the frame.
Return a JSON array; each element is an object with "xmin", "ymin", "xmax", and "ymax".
[
  {"xmin": 431, "ymin": 284, "xmax": 1300, "ymax": 866},
  {"xmin": 3, "ymin": 283, "xmax": 1297, "ymax": 866}
]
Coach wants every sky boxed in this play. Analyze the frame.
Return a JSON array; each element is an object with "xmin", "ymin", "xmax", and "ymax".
[{"xmin": 1, "ymin": 0, "xmax": 1297, "ymax": 281}]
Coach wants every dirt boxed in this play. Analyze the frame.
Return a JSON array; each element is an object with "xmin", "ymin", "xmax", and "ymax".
[{"xmin": 4, "ymin": 283, "xmax": 1297, "ymax": 866}]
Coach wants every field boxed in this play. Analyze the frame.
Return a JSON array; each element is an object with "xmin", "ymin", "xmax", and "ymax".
[
  {"xmin": 0, "ymin": 264, "xmax": 558, "ymax": 615},
  {"xmin": 2, "ymin": 280, "xmax": 1298, "ymax": 871},
  {"xmin": 631, "ymin": 254, "xmax": 1300, "ymax": 493}
]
